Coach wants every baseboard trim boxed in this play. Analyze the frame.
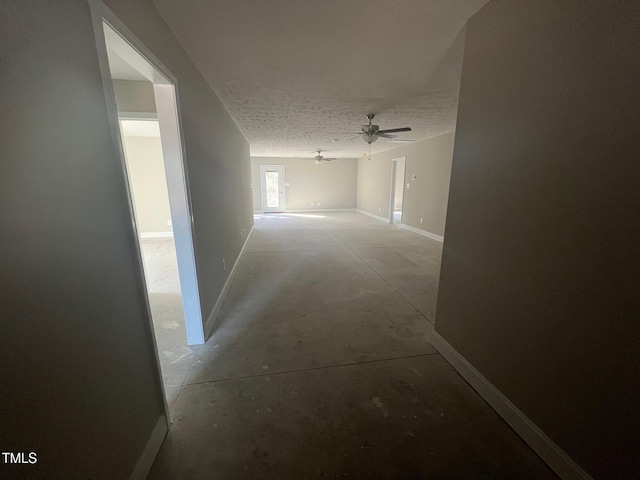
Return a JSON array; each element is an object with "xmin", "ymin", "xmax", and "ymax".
[
  {"xmin": 356, "ymin": 209, "xmax": 390, "ymax": 224},
  {"xmin": 430, "ymin": 331, "xmax": 592, "ymax": 480},
  {"xmin": 140, "ymin": 231, "xmax": 173, "ymax": 238},
  {"xmin": 204, "ymin": 226, "xmax": 254, "ymax": 340},
  {"xmin": 399, "ymin": 223, "xmax": 444, "ymax": 243},
  {"xmin": 129, "ymin": 414, "xmax": 168, "ymax": 480}
]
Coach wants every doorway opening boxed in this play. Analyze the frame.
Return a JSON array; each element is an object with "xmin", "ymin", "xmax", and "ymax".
[
  {"xmin": 260, "ymin": 165, "xmax": 286, "ymax": 213},
  {"xmin": 390, "ymin": 156, "xmax": 406, "ymax": 224},
  {"xmin": 97, "ymin": 18, "xmax": 205, "ymax": 418}
]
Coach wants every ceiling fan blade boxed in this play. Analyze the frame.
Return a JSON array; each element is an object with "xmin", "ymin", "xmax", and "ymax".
[
  {"xmin": 378, "ymin": 133, "xmax": 396, "ymax": 139},
  {"xmin": 323, "ymin": 158, "xmax": 337, "ymax": 161},
  {"xmin": 377, "ymin": 127, "xmax": 411, "ymax": 134}
]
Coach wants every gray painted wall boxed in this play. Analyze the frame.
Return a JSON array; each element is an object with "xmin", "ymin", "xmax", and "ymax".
[
  {"xmin": 357, "ymin": 132, "xmax": 454, "ymax": 236},
  {"xmin": 435, "ymin": 2, "xmax": 640, "ymax": 479},
  {"xmin": 251, "ymin": 157, "xmax": 358, "ymax": 212},
  {"xmin": 113, "ymin": 79, "xmax": 157, "ymax": 114},
  {"xmin": 0, "ymin": 0, "xmax": 251, "ymax": 478}
]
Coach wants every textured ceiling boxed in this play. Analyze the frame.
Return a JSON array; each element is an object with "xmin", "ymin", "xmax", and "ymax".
[{"xmin": 152, "ymin": 0, "xmax": 488, "ymax": 158}]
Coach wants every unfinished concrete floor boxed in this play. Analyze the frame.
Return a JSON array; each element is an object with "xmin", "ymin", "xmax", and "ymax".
[
  {"xmin": 147, "ymin": 212, "xmax": 557, "ymax": 479},
  {"xmin": 141, "ymin": 237, "xmax": 191, "ymax": 411}
]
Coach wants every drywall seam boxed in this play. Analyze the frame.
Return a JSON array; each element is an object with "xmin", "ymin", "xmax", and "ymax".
[
  {"xmin": 140, "ymin": 231, "xmax": 174, "ymax": 238},
  {"xmin": 430, "ymin": 331, "xmax": 593, "ymax": 480},
  {"xmin": 356, "ymin": 209, "xmax": 390, "ymax": 224},
  {"xmin": 203, "ymin": 226, "xmax": 255, "ymax": 340},
  {"xmin": 399, "ymin": 223, "xmax": 444, "ymax": 243},
  {"xmin": 128, "ymin": 414, "xmax": 168, "ymax": 480}
]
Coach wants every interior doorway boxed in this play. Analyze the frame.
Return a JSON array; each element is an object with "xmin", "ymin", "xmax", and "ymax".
[
  {"xmin": 390, "ymin": 156, "xmax": 406, "ymax": 224},
  {"xmin": 260, "ymin": 165, "xmax": 286, "ymax": 213},
  {"xmin": 95, "ymin": 17, "xmax": 205, "ymax": 418}
]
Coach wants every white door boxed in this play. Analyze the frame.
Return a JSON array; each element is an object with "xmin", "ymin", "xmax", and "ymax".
[{"xmin": 260, "ymin": 165, "xmax": 285, "ymax": 213}]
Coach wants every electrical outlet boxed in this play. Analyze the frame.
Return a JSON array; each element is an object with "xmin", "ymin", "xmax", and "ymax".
[
  {"xmin": 222, "ymin": 259, "xmax": 226, "ymax": 271},
  {"xmin": 420, "ymin": 218, "xmax": 423, "ymax": 224},
  {"xmin": 378, "ymin": 207, "xmax": 381, "ymax": 213},
  {"xmin": 406, "ymin": 183, "xmax": 410, "ymax": 189},
  {"xmin": 317, "ymin": 202, "xmax": 320, "ymax": 206},
  {"xmin": 167, "ymin": 219, "xmax": 172, "ymax": 226},
  {"xmin": 311, "ymin": 202, "xmax": 314, "ymax": 206}
]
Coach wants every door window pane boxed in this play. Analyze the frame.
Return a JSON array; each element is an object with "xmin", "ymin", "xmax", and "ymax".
[{"xmin": 265, "ymin": 171, "xmax": 279, "ymax": 207}]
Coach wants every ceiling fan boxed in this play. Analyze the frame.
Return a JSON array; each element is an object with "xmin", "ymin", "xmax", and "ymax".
[
  {"xmin": 357, "ymin": 113, "xmax": 412, "ymax": 144},
  {"xmin": 306, "ymin": 149, "xmax": 337, "ymax": 165}
]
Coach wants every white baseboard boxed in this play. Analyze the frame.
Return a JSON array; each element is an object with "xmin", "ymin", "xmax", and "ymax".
[
  {"xmin": 430, "ymin": 331, "xmax": 592, "ymax": 480},
  {"xmin": 204, "ymin": 226, "xmax": 254, "ymax": 340},
  {"xmin": 140, "ymin": 231, "xmax": 173, "ymax": 238},
  {"xmin": 399, "ymin": 223, "xmax": 444, "ymax": 243},
  {"xmin": 356, "ymin": 209, "xmax": 390, "ymax": 224},
  {"xmin": 129, "ymin": 414, "xmax": 168, "ymax": 480}
]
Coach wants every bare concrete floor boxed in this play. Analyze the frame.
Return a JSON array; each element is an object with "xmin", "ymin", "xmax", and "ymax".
[
  {"xmin": 147, "ymin": 212, "xmax": 557, "ymax": 479},
  {"xmin": 141, "ymin": 237, "xmax": 192, "ymax": 412}
]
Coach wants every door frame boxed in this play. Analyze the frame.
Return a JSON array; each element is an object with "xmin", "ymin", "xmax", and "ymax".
[
  {"xmin": 88, "ymin": 0, "xmax": 203, "ymax": 430},
  {"xmin": 389, "ymin": 156, "xmax": 407, "ymax": 224},
  {"xmin": 259, "ymin": 165, "xmax": 286, "ymax": 213}
]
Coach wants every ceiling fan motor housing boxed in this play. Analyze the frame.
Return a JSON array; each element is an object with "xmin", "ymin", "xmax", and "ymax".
[{"xmin": 361, "ymin": 124, "xmax": 380, "ymax": 144}]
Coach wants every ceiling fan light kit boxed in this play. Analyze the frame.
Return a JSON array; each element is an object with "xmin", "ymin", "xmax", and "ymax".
[
  {"xmin": 309, "ymin": 150, "xmax": 336, "ymax": 165},
  {"xmin": 360, "ymin": 113, "xmax": 412, "ymax": 145},
  {"xmin": 302, "ymin": 115, "xmax": 412, "ymax": 160}
]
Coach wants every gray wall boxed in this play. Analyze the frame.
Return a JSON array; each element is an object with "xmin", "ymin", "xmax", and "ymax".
[
  {"xmin": 251, "ymin": 157, "xmax": 358, "ymax": 212},
  {"xmin": 113, "ymin": 79, "xmax": 157, "ymax": 114},
  {"xmin": 357, "ymin": 132, "xmax": 454, "ymax": 236},
  {"xmin": 0, "ymin": 0, "xmax": 251, "ymax": 478},
  {"xmin": 435, "ymin": 2, "xmax": 640, "ymax": 479}
]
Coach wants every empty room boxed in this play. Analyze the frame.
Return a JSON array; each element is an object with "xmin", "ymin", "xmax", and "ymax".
[{"xmin": 2, "ymin": 1, "xmax": 638, "ymax": 480}]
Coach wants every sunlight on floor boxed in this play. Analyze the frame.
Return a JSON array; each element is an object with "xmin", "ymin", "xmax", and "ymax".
[{"xmin": 255, "ymin": 213, "xmax": 327, "ymax": 219}]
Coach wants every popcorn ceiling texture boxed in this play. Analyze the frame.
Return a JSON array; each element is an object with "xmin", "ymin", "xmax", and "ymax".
[{"xmin": 152, "ymin": 0, "xmax": 488, "ymax": 158}]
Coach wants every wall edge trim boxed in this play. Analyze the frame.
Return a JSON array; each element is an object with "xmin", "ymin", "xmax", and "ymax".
[
  {"xmin": 203, "ymin": 226, "xmax": 254, "ymax": 340},
  {"xmin": 430, "ymin": 331, "xmax": 593, "ymax": 480},
  {"xmin": 128, "ymin": 414, "xmax": 168, "ymax": 480},
  {"xmin": 399, "ymin": 223, "xmax": 444, "ymax": 243},
  {"xmin": 355, "ymin": 209, "xmax": 390, "ymax": 224}
]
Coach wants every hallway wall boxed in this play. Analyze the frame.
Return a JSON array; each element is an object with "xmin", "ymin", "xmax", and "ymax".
[
  {"xmin": 435, "ymin": 2, "xmax": 640, "ymax": 479},
  {"xmin": 113, "ymin": 79, "xmax": 157, "ymax": 114},
  {"xmin": 251, "ymin": 156, "xmax": 358, "ymax": 212},
  {"xmin": 0, "ymin": 0, "xmax": 251, "ymax": 478},
  {"xmin": 356, "ymin": 132, "xmax": 454, "ymax": 237}
]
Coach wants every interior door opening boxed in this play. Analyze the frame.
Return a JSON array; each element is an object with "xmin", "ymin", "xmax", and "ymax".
[
  {"xmin": 260, "ymin": 165, "xmax": 286, "ymax": 213},
  {"xmin": 100, "ymin": 20, "xmax": 204, "ymax": 419},
  {"xmin": 390, "ymin": 156, "xmax": 406, "ymax": 224}
]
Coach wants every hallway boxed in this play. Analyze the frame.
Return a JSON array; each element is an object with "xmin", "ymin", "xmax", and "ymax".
[{"xmin": 149, "ymin": 212, "xmax": 556, "ymax": 479}]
